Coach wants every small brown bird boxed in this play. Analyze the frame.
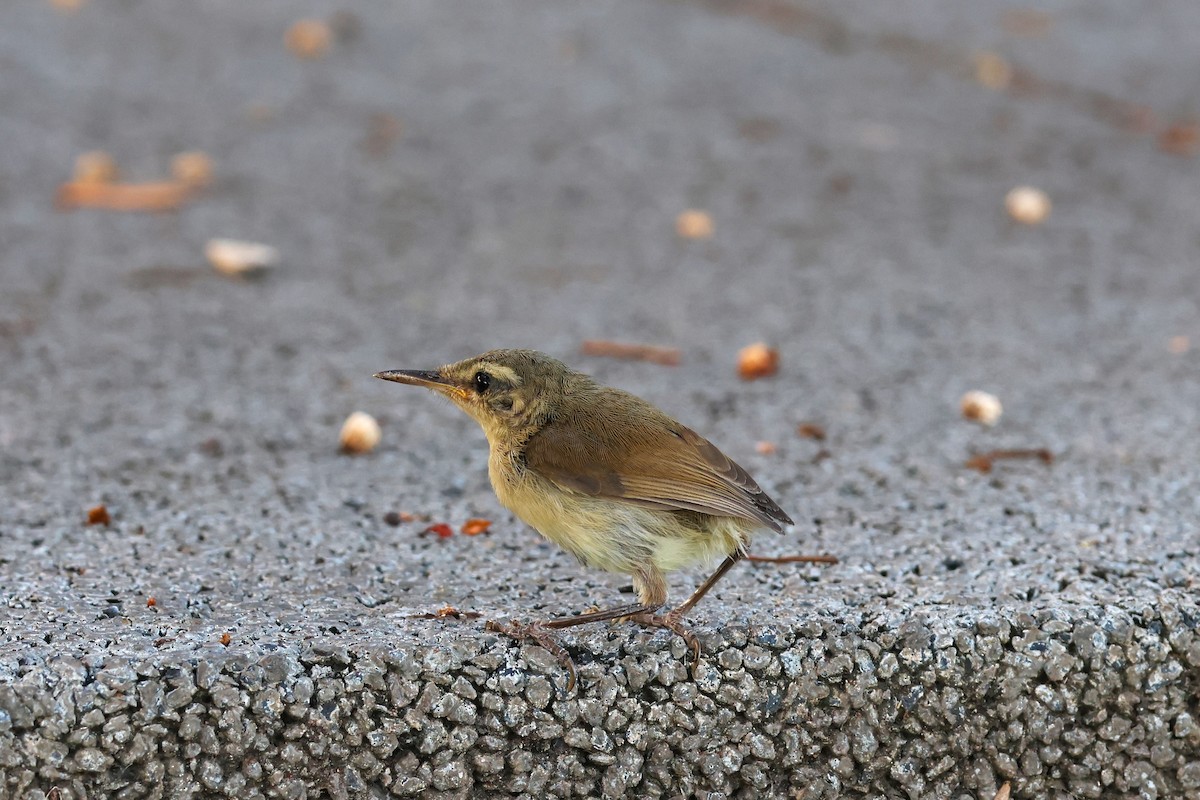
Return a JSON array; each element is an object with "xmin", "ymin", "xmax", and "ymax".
[{"xmin": 376, "ymin": 349, "xmax": 833, "ymax": 689}]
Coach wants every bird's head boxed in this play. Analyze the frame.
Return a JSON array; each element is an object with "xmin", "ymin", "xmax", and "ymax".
[{"xmin": 375, "ymin": 349, "xmax": 571, "ymax": 442}]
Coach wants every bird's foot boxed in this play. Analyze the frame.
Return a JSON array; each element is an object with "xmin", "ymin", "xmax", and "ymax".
[
  {"xmin": 628, "ymin": 610, "xmax": 702, "ymax": 679},
  {"xmin": 485, "ymin": 618, "xmax": 578, "ymax": 693}
]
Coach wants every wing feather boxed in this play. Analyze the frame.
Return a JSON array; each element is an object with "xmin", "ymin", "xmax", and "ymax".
[{"xmin": 522, "ymin": 389, "xmax": 793, "ymax": 532}]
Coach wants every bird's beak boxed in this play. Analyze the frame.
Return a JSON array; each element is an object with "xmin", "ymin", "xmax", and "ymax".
[{"xmin": 374, "ymin": 369, "xmax": 466, "ymax": 399}]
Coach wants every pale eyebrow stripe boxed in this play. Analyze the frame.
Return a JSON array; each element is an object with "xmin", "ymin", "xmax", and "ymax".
[{"xmin": 482, "ymin": 364, "xmax": 521, "ymax": 386}]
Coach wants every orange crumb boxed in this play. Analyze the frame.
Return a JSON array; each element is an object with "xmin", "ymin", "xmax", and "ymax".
[
  {"xmin": 675, "ymin": 209, "xmax": 714, "ymax": 240},
  {"xmin": 286, "ymin": 19, "xmax": 331, "ymax": 60},
  {"xmin": 462, "ymin": 518, "xmax": 492, "ymax": 536},
  {"xmin": 737, "ymin": 343, "xmax": 779, "ymax": 380},
  {"xmin": 581, "ymin": 340, "xmax": 681, "ymax": 366}
]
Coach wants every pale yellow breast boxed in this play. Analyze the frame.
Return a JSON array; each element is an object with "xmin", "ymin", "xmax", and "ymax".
[{"xmin": 488, "ymin": 447, "xmax": 751, "ymax": 576}]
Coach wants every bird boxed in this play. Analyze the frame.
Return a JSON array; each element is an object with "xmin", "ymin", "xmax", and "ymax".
[{"xmin": 375, "ymin": 349, "xmax": 834, "ymax": 689}]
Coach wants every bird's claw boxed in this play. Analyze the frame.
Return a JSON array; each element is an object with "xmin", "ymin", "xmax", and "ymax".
[
  {"xmin": 629, "ymin": 611, "xmax": 702, "ymax": 679},
  {"xmin": 485, "ymin": 618, "xmax": 579, "ymax": 693}
]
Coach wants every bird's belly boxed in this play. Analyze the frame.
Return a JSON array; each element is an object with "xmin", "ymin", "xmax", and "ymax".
[{"xmin": 490, "ymin": 460, "xmax": 748, "ymax": 575}]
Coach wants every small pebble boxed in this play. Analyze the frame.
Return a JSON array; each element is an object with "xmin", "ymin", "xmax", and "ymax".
[
  {"xmin": 1005, "ymin": 186, "xmax": 1051, "ymax": 225},
  {"xmin": 973, "ymin": 51, "xmax": 1012, "ymax": 90},
  {"xmin": 675, "ymin": 209, "xmax": 714, "ymax": 240},
  {"xmin": 286, "ymin": 19, "xmax": 332, "ymax": 60},
  {"xmin": 339, "ymin": 412, "xmax": 381, "ymax": 455},
  {"xmin": 206, "ymin": 238, "xmax": 279, "ymax": 277},
  {"xmin": 960, "ymin": 390, "xmax": 1003, "ymax": 426}
]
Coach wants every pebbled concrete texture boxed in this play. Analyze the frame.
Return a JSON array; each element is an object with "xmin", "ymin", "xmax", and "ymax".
[{"xmin": 1, "ymin": 1, "xmax": 1199, "ymax": 798}]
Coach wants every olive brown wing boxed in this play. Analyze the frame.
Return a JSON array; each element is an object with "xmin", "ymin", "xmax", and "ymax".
[{"xmin": 522, "ymin": 392, "xmax": 792, "ymax": 533}]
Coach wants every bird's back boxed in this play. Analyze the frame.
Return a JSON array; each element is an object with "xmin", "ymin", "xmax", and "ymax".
[{"xmin": 521, "ymin": 381, "xmax": 793, "ymax": 533}]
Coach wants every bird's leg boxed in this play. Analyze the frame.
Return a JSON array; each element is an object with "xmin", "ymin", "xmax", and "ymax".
[
  {"xmin": 670, "ymin": 551, "xmax": 745, "ymax": 618},
  {"xmin": 486, "ymin": 602, "xmax": 658, "ymax": 692},
  {"xmin": 628, "ymin": 553, "xmax": 746, "ymax": 678}
]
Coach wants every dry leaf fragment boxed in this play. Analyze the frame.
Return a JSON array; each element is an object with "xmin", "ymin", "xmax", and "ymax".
[
  {"xmin": 964, "ymin": 454, "xmax": 994, "ymax": 473},
  {"xmin": 423, "ymin": 523, "xmax": 454, "ymax": 539},
  {"xmin": 1005, "ymin": 186, "xmax": 1051, "ymax": 224},
  {"xmin": 56, "ymin": 181, "xmax": 194, "ymax": 212},
  {"xmin": 796, "ymin": 422, "xmax": 826, "ymax": 441},
  {"xmin": 73, "ymin": 151, "xmax": 119, "ymax": 184},
  {"xmin": 676, "ymin": 209, "xmax": 714, "ymax": 240},
  {"xmin": 738, "ymin": 342, "xmax": 779, "ymax": 380},
  {"xmin": 220, "ymin": 632, "xmax": 231, "ymax": 646},
  {"xmin": 966, "ymin": 448, "xmax": 1053, "ymax": 473},
  {"xmin": 206, "ymin": 238, "xmax": 279, "ymax": 277},
  {"xmin": 746, "ymin": 553, "xmax": 838, "ymax": 564},
  {"xmin": 171, "ymin": 151, "xmax": 213, "ymax": 188},
  {"xmin": 286, "ymin": 19, "xmax": 332, "ymax": 60},
  {"xmin": 993, "ymin": 781, "xmax": 1012, "ymax": 800},
  {"xmin": 755, "ymin": 441, "xmax": 777, "ymax": 455},
  {"xmin": 581, "ymin": 340, "xmax": 682, "ymax": 366},
  {"xmin": 146, "ymin": 597, "xmax": 156, "ymax": 608},
  {"xmin": 1001, "ymin": 9, "xmax": 1053, "ymax": 36},
  {"xmin": 960, "ymin": 390, "xmax": 1003, "ymax": 426},
  {"xmin": 86, "ymin": 504, "xmax": 110, "ymax": 526},
  {"xmin": 339, "ymin": 411, "xmax": 381, "ymax": 454},
  {"xmin": 1159, "ymin": 122, "xmax": 1199, "ymax": 157},
  {"xmin": 462, "ymin": 518, "xmax": 492, "ymax": 535}
]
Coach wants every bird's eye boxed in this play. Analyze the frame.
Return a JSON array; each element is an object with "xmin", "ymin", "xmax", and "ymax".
[{"xmin": 473, "ymin": 371, "xmax": 491, "ymax": 392}]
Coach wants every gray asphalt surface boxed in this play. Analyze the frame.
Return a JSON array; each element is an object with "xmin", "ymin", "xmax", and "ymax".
[{"xmin": 2, "ymin": 1, "xmax": 1199, "ymax": 798}]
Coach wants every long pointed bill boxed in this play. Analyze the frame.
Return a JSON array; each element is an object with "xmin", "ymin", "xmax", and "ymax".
[{"xmin": 374, "ymin": 369, "xmax": 467, "ymax": 399}]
